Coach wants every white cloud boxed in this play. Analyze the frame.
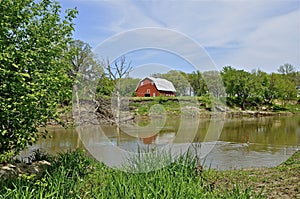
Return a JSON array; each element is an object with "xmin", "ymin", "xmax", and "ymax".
[
  {"xmin": 96, "ymin": 1, "xmax": 161, "ymax": 33},
  {"xmin": 80, "ymin": 0, "xmax": 300, "ymax": 72},
  {"xmin": 229, "ymin": 9, "xmax": 300, "ymax": 71}
]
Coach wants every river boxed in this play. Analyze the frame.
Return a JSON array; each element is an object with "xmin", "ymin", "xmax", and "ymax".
[{"xmin": 20, "ymin": 115, "xmax": 300, "ymax": 170}]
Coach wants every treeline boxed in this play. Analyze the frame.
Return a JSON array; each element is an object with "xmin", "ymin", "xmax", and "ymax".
[
  {"xmin": 95, "ymin": 64, "xmax": 299, "ymax": 110},
  {"xmin": 63, "ymin": 39, "xmax": 299, "ymax": 111}
]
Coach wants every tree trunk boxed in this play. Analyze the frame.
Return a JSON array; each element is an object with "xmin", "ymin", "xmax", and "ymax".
[{"xmin": 74, "ymin": 84, "xmax": 81, "ymax": 124}]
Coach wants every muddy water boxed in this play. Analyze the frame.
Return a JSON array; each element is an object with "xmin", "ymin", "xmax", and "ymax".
[{"xmin": 20, "ymin": 115, "xmax": 300, "ymax": 170}]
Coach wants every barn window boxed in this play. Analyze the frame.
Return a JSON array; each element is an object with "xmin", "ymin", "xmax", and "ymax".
[{"xmin": 147, "ymin": 89, "xmax": 150, "ymax": 93}]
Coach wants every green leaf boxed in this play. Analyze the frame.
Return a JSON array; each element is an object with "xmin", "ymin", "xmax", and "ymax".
[
  {"xmin": 12, "ymin": 63, "xmax": 19, "ymax": 69},
  {"xmin": 21, "ymin": 73, "xmax": 30, "ymax": 78}
]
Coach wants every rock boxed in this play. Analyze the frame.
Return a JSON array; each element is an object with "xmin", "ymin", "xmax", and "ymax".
[
  {"xmin": 215, "ymin": 105, "xmax": 227, "ymax": 112},
  {"xmin": 0, "ymin": 164, "xmax": 18, "ymax": 180},
  {"xmin": 261, "ymin": 106, "xmax": 268, "ymax": 111},
  {"xmin": 0, "ymin": 160, "xmax": 51, "ymax": 180}
]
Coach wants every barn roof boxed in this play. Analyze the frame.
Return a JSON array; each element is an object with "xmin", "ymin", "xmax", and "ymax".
[{"xmin": 136, "ymin": 77, "xmax": 176, "ymax": 92}]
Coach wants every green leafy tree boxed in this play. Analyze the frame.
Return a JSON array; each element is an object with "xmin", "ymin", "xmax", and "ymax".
[
  {"xmin": 186, "ymin": 71, "xmax": 207, "ymax": 96},
  {"xmin": 253, "ymin": 70, "xmax": 273, "ymax": 105},
  {"xmin": 271, "ymin": 73, "xmax": 297, "ymax": 105},
  {"xmin": 222, "ymin": 66, "xmax": 257, "ymax": 110},
  {"xmin": 292, "ymin": 71, "xmax": 300, "ymax": 86},
  {"xmin": 96, "ymin": 73, "xmax": 115, "ymax": 97},
  {"xmin": 0, "ymin": 0, "xmax": 77, "ymax": 161}
]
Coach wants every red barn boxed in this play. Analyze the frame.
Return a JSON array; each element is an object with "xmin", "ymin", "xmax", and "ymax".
[{"xmin": 135, "ymin": 77, "xmax": 176, "ymax": 97}]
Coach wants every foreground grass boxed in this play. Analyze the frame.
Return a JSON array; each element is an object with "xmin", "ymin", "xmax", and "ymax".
[{"xmin": 1, "ymin": 150, "xmax": 299, "ymax": 198}]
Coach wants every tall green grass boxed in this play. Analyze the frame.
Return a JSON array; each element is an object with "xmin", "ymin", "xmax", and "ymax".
[{"xmin": 0, "ymin": 149, "xmax": 263, "ymax": 198}]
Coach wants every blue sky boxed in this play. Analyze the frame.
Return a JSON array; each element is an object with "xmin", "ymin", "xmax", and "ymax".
[{"xmin": 60, "ymin": 0, "xmax": 300, "ymax": 76}]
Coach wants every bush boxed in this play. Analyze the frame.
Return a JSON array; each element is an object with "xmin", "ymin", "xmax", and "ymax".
[{"xmin": 0, "ymin": 0, "xmax": 77, "ymax": 162}]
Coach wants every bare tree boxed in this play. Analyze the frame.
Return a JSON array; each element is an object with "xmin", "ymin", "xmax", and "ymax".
[
  {"xmin": 105, "ymin": 56, "xmax": 133, "ymax": 121},
  {"xmin": 104, "ymin": 56, "xmax": 133, "ymax": 144},
  {"xmin": 105, "ymin": 56, "xmax": 133, "ymax": 81}
]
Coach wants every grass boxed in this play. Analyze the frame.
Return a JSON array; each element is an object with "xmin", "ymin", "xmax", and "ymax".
[
  {"xmin": 283, "ymin": 103, "xmax": 300, "ymax": 113},
  {"xmin": 206, "ymin": 151, "xmax": 300, "ymax": 198},
  {"xmin": 130, "ymin": 96, "xmax": 212, "ymax": 116},
  {"xmin": 0, "ymin": 149, "xmax": 270, "ymax": 199}
]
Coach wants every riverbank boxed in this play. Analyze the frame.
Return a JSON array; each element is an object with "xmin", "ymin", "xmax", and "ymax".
[
  {"xmin": 208, "ymin": 150, "xmax": 300, "ymax": 198},
  {"xmin": 51, "ymin": 96, "xmax": 299, "ymax": 126},
  {"xmin": 1, "ymin": 150, "xmax": 299, "ymax": 198}
]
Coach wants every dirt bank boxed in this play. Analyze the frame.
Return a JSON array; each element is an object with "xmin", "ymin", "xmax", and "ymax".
[{"xmin": 208, "ymin": 150, "xmax": 300, "ymax": 198}]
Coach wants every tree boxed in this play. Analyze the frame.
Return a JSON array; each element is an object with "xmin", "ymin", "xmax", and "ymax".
[
  {"xmin": 202, "ymin": 71, "xmax": 225, "ymax": 99},
  {"xmin": 278, "ymin": 63, "xmax": 295, "ymax": 75},
  {"xmin": 277, "ymin": 63, "xmax": 299, "ymax": 85},
  {"xmin": 119, "ymin": 77, "xmax": 141, "ymax": 96},
  {"xmin": 102, "ymin": 56, "xmax": 133, "ymax": 146},
  {"xmin": 0, "ymin": 0, "xmax": 77, "ymax": 161},
  {"xmin": 66, "ymin": 39, "xmax": 102, "ymax": 120},
  {"xmin": 271, "ymin": 73, "xmax": 297, "ymax": 105},
  {"xmin": 104, "ymin": 56, "xmax": 133, "ymax": 122},
  {"xmin": 186, "ymin": 71, "xmax": 207, "ymax": 96},
  {"xmin": 221, "ymin": 66, "xmax": 257, "ymax": 110},
  {"xmin": 67, "ymin": 40, "xmax": 102, "ymax": 79},
  {"xmin": 253, "ymin": 70, "xmax": 273, "ymax": 104},
  {"xmin": 96, "ymin": 73, "xmax": 115, "ymax": 97}
]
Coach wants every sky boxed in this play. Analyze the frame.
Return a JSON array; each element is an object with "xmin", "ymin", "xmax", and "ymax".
[{"xmin": 60, "ymin": 0, "xmax": 300, "ymax": 76}]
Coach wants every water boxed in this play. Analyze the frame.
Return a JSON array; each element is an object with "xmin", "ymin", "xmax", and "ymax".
[{"xmin": 20, "ymin": 115, "xmax": 300, "ymax": 170}]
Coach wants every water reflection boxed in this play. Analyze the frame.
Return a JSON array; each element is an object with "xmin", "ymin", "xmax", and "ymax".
[{"xmin": 20, "ymin": 115, "xmax": 300, "ymax": 170}]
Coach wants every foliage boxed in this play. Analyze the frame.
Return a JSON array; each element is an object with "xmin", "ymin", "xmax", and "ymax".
[
  {"xmin": 202, "ymin": 70, "xmax": 225, "ymax": 99},
  {"xmin": 186, "ymin": 70, "xmax": 208, "ymax": 96},
  {"xmin": 0, "ymin": 150, "xmax": 93, "ymax": 199},
  {"xmin": 0, "ymin": 150, "xmax": 265, "ymax": 198},
  {"xmin": 96, "ymin": 73, "xmax": 115, "ymax": 96},
  {"xmin": 96, "ymin": 64, "xmax": 299, "ymax": 111},
  {"xmin": 221, "ymin": 66, "xmax": 298, "ymax": 109},
  {"xmin": 271, "ymin": 73, "xmax": 298, "ymax": 104},
  {"xmin": 221, "ymin": 66, "xmax": 256, "ymax": 109},
  {"xmin": 0, "ymin": 0, "xmax": 77, "ymax": 161},
  {"xmin": 118, "ymin": 77, "xmax": 140, "ymax": 97}
]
